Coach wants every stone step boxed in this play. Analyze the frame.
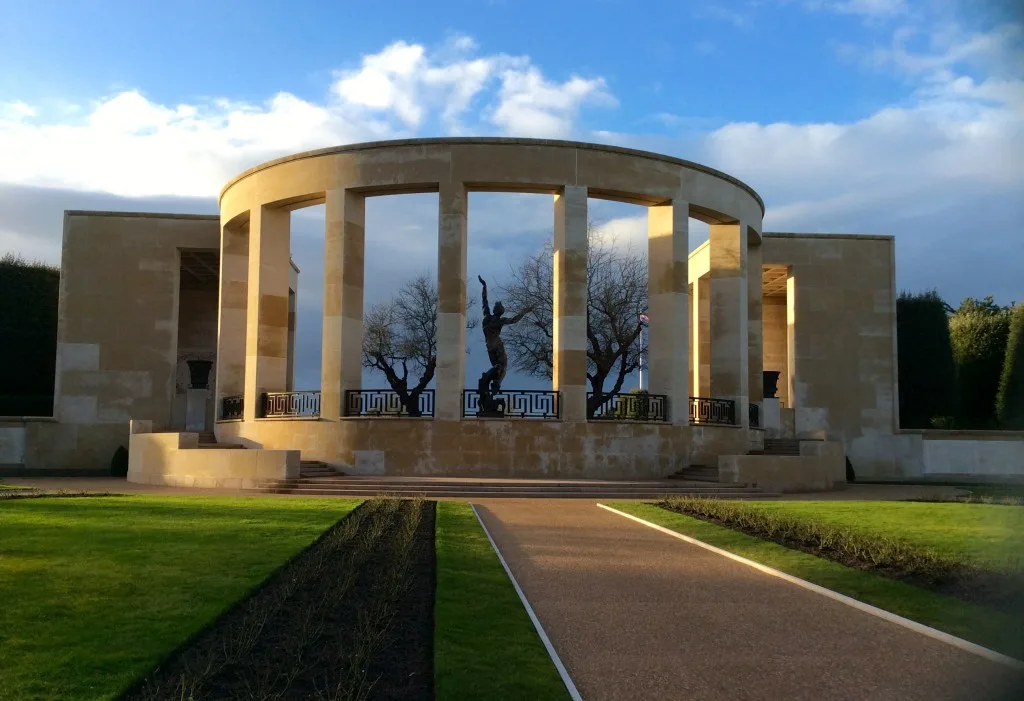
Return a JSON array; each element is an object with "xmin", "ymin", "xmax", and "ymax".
[
  {"xmin": 250, "ymin": 486, "xmax": 778, "ymax": 499},
  {"xmin": 265, "ymin": 484, "xmax": 760, "ymax": 495},
  {"xmin": 258, "ymin": 479, "xmax": 763, "ymax": 494},
  {"xmin": 668, "ymin": 466, "xmax": 721, "ymax": 482}
]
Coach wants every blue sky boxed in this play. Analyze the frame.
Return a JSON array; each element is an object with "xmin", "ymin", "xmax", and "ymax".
[{"xmin": 1, "ymin": 0, "xmax": 1022, "ymax": 390}]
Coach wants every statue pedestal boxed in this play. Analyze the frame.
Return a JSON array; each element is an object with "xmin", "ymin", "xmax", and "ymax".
[
  {"xmin": 761, "ymin": 397, "xmax": 781, "ymax": 438},
  {"xmin": 185, "ymin": 389, "xmax": 209, "ymax": 432}
]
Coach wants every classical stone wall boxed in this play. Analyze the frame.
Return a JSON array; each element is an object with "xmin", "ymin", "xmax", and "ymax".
[
  {"xmin": 216, "ymin": 418, "xmax": 691, "ymax": 479},
  {"xmin": 761, "ymin": 234, "xmax": 898, "ymax": 478},
  {"xmin": 32, "ymin": 212, "xmax": 220, "ymax": 472},
  {"xmin": 762, "ymin": 296, "xmax": 789, "ymax": 407}
]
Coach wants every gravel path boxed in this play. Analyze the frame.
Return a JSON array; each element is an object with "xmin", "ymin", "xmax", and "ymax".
[{"xmin": 473, "ymin": 499, "xmax": 1024, "ymax": 701}]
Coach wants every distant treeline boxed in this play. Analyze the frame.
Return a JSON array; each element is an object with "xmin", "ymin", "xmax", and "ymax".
[
  {"xmin": 898, "ymin": 291, "xmax": 1023, "ymax": 430},
  {"xmin": 0, "ymin": 253, "xmax": 59, "ymax": 416}
]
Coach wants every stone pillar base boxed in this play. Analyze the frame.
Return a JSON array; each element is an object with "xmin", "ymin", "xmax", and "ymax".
[
  {"xmin": 762, "ymin": 397, "xmax": 781, "ymax": 438},
  {"xmin": 185, "ymin": 389, "xmax": 210, "ymax": 432}
]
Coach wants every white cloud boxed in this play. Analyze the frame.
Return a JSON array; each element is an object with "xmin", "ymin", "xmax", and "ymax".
[
  {"xmin": 704, "ymin": 20, "xmax": 1024, "ymax": 232},
  {"xmin": 490, "ymin": 69, "xmax": 614, "ymax": 138},
  {"xmin": 0, "ymin": 38, "xmax": 615, "ymax": 198}
]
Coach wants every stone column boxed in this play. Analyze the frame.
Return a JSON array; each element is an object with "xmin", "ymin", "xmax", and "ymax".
[
  {"xmin": 708, "ymin": 222, "xmax": 750, "ymax": 427},
  {"xmin": 215, "ymin": 220, "xmax": 248, "ymax": 417},
  {"xmin": 286, "ymin": 289, "xmax": 296, "ymax": 392},
  {"xmin": 691, "ymin": 274, "xmax": 711, "ymax": 397},
  {"xmin": 647, "ymin": 201, "xmax": 689, "ymax": 425},
  {"xmin": 435, "ymin": 180, "xmax": 468, "ymax": 421},
  {"xmin": 553, "ymin": 186, "xmax": 588, "ymax": 422},
  {"xmin": 748, "ymin": 237, "xmax": 764, "ymax": 408},
  {"xmin": 243, "ymin": 205, "xmax": 292, "ymax": 421},
  {"xmin": 786, "ymin": 273, "xmax": 799, "ymax": 410},
  {"xmin": 698, "ymin": 275, "xmax": 711, "ymax": 397},
  {"xmin": 321, "ymin": 189, "xmax": 365, "ymax": 420}
]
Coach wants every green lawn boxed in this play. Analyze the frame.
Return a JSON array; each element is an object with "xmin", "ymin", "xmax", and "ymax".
[
  {"xmin": 723, "ymin": 500, "xmax": 1024, "ymax": 573},
  {"xmin": 0, "ymin": 479, "xmax": 34, "ymax": 491},
  {"xmin": 0, "ymin": 495, "xmax": 361, "ymax": 701},
  {"xmin": 434, "ymin": 501, "xmax": 570, "ymax": 701},
  {"xmin": 606, "ymin": 502, "xmax": 1024, "ymax": 661}
]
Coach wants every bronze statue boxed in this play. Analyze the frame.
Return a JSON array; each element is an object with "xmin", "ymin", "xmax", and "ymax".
[{"xmin": 477, "ymin": 275, "xmax": 530, "ymax": 416}]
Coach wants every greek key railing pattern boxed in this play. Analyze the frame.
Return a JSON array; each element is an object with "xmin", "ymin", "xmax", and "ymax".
[
  {"xmin": 259, "ymin": 391, "xmax": 321, "ymax": 418},
  {"xmin": 462, "ymin": 390, "xmax": 560, "ymax": 419},
  {"xmin": 345, "ymin": 389, "xmax": 435, "ymax": 417},
  {"xmin": 589, "ymin": 392, "xmax": 668, "ymax": 422},
  {"xmin": 221, "ymin": 395, "xmax": 243, "ymax": 420},
  {"xmin": 688, "ymin": 397, "xmax": 736, "ymax": 426}
]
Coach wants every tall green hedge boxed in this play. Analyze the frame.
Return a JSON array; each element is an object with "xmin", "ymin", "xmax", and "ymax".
[
  {"xmin": 996, "ymin": 303, "xmax": 1024, "ymax": 430},
  {"xmin": 0, "ymin": 254, "xmax": 59, "ymax": 416},
  {"xmin": 896, "ymin": 290, "xmax": 957, "ymax": 429},
  {"xmin": 949, "ymin": 296, "xmax": 1011, "ymax": 430}
]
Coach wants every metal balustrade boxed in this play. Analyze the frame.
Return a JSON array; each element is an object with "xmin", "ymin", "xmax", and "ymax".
[
  {"xmin": 589, "ymin": 392, "xmax": 668, "ymax": 422},
  {"xmin": 344, "ymin": 389, "xmax": 435, "ymax": 417},
  {"xmin": 688, "ymin": 397, "xmax": 737, "ymax": 426},
  {"xmin": 259, "ymin": 390, "xmax": 321, "ymax": 418},
  {"xmin": 462, "ymin": 390, "xmax": 560, "ymax": 419},
  {"xmin": 221, "ymin": 395, "xmax": 243, "ymax": 420}
]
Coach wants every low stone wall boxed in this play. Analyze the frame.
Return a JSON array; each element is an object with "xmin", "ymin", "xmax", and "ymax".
[
  {"xmin": 718, "ymin": 440, "xmax": 845, "ymax": 493},
  {"xmin": 910, "ymin": 431, "xmax": 1024, "ymax": 480},
  {"xmin": 690, "ymin": 424, "xmax": 749, "ymax": 468},
  {"xmin": 216, "ymin": 417, "xmax": 694, "ymax": 479},
  {"xmin": 1, "ymin": 416, "xmax": 128, "ymax": 475},
  {"xmin": 0, "ymin": 420, "xmax": 27, "ymax": 470},
  {"xmin": 128, "ymin": 420, "xmax": 299, "ymax": 489}
]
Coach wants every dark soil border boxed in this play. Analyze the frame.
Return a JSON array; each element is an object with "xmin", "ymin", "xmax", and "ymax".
[
  {"xmin": 118, "ymin": 498, "xmax": 436, "ymax": 701},
  {"xmin": 0, "ymin": 489, "xmax": 123, "ymax": 501},
  {"xmin": 657, "ymin": 498, "xmax": 1024, "ymax": 615}
]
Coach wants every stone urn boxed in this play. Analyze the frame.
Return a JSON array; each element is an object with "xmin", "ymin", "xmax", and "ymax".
[
  {"xmin": 186, "ymin": 360, "xmax": 214, "ymax": 390},
  {"xmin": 762, "ymin": 370, "xmax": 781, "ymax": 399}
]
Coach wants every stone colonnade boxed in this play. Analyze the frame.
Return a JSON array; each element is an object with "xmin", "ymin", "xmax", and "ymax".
[{"xmin": 215, "ymin": 139, "xmax": 765, "ymax": 428}]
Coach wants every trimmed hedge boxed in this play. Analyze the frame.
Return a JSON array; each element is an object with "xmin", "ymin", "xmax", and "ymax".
[
  {"xmin": 950, "ymin": 297, "xmax": 1011, "ymax": 429},
  {"xmin": 896, "ymin": 290, "xmax": 957, "ymax": 428},
  {"xmin": 0, "ymin": 254, "xmax": 58, "ymax": 416},
  {"xmin": 996, "ymin": 303, "xmax": 1024, "ymax": 429}
]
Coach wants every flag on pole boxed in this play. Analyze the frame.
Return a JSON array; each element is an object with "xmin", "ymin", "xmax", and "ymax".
[{"xmin": 639, "ymin": 312, "xmax": 649, "ymax": 325}]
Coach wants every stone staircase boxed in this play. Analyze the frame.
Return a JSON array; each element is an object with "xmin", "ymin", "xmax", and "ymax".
[
  {"xmin": 197, "ymin": 432, "xmax": 245, "ymax": 449},
  {"xmin": 750, "ymin": 438, "xmax": 801, "ymax": 456},
  {"xmin": 667, "ymin": 465, "xmax": 721, "ymax": 482},
  {"xmin": 251, "ymin": 475, "xmax": 778, "ymax": 499},
  {"xmin": 197, "ymin": 434, "xmax": 344, "ymax": 477}
]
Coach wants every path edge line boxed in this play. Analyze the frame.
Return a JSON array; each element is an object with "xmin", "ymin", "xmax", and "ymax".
[
  {"xmin": 596, "ymin": 502, "xmax": 1024, "ymax": 672},
  {"xmin": 469, "ymin": 503, "xmax": 584, "ymax": 701}
]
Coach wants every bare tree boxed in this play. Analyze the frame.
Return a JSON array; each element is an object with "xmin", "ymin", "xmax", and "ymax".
[
  {"xmin": 500, "ymin": 223, "xmax": 648, "ymax": 418},
  {"xmin": 362, "ymin": 274, "xmax": 475, "ymax": 415}
]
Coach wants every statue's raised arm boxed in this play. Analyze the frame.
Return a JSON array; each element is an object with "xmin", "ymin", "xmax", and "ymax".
[
  {"xmin": 478, "ymin": 275, "xmax": 491, "ymax": 317},
  {"xmin": 505, "ymin": 306, "xmax": 533, "ymax": 326}
]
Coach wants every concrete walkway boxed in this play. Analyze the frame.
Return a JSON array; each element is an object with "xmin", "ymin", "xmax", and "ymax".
[{"xmin": 473, "ymin": 499, "xmax": 1024, "ymax": 701}]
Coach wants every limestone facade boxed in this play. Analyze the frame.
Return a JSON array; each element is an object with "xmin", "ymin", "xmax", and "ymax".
[{"xmin": 5, "ymin": 137, "xmax": 995, "ymax": 483}]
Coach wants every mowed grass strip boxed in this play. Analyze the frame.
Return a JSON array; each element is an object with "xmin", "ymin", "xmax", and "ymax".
[
  {"xmin": 705, "ymin": 499, "xmax": 1024, "ymax": 574},
  {"xmin": 606, "ymin": 502, "xmax": 1024, "ymax": 661},
  {"xmin": 434, "ymin": 502, "xmax": 570, "ymax": 701},
  {"xmin": 0, "ymin": 495, "xmax": 361, "ymax": 701}
]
